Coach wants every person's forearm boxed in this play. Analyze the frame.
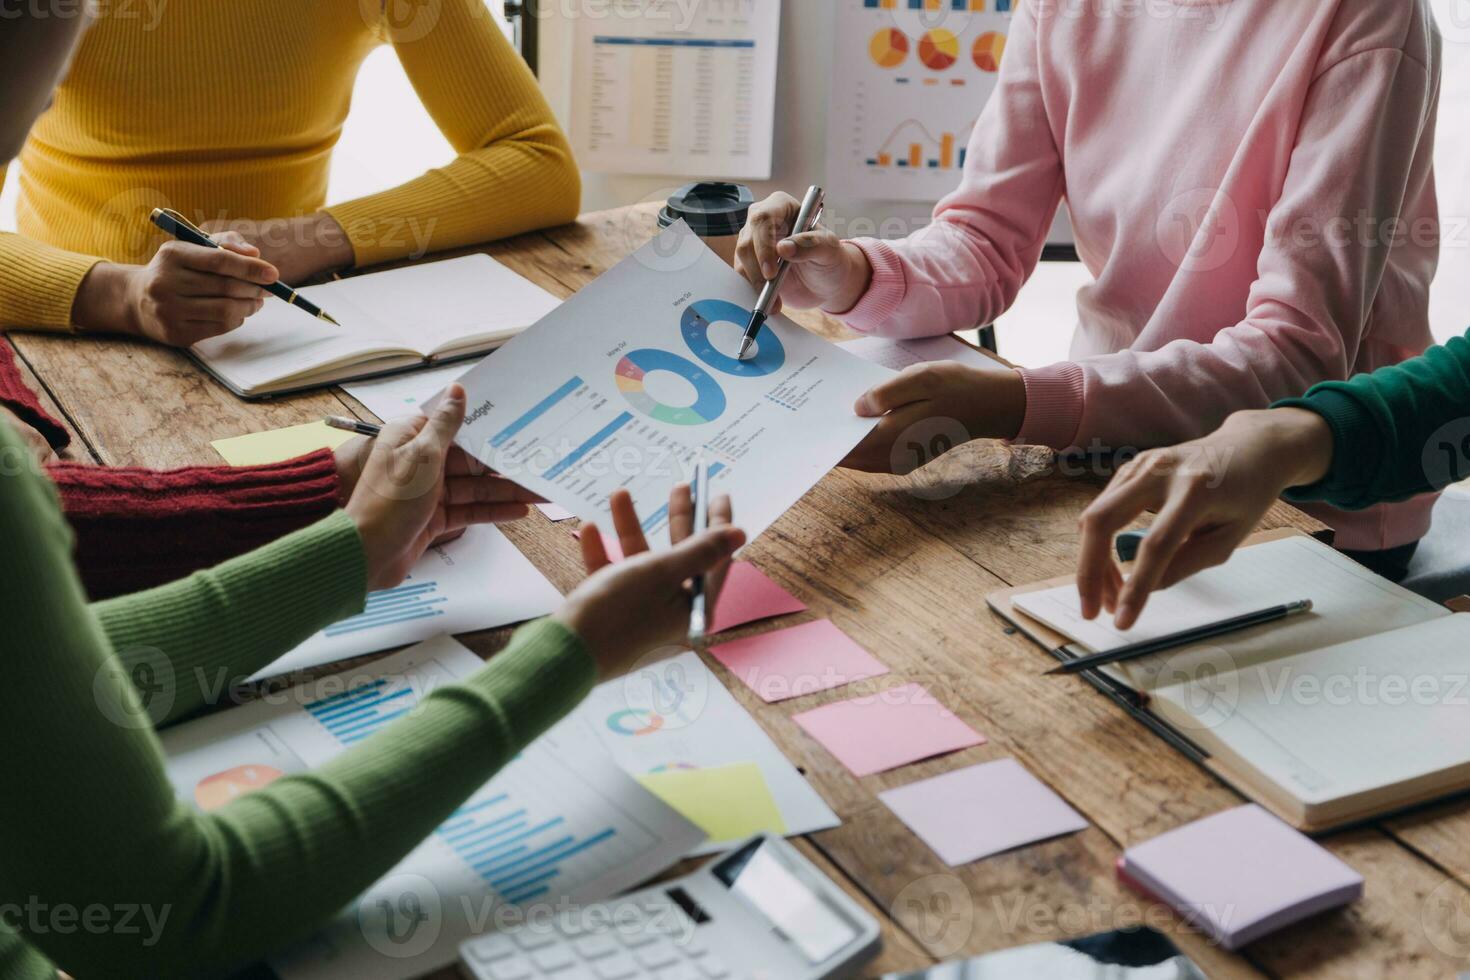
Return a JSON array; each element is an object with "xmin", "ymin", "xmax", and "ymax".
[
  {"xmin": 0, "ymin": 230, "xmax": 103, "ymax": 332},
  {"xmin": 92, "ymin": 509, "xmax": 366, "ymax": 724},
  {"xmin": 53, "ymin": 450, "xmax": 342, "ymax": 601},
  {"xmin": 1278, "ymin": 334, "xmax": 1470, "ymax": 509},
  {"xmin": 70, "ymin": 261, "xmax": 141, "ymax": 335}
]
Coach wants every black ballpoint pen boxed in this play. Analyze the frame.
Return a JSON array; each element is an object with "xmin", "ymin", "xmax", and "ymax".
[
  {"xmin": 687, "ymin": 454, "xmax": 711, "ymax": 643},
  {"xmin": 1045, "ymin": 599, "xmax": 1314, "ymax": 676},
  {"xmin": 737, "ymin": 185, "xmax": 824, "ymax": 361},
  {"xmin": 149, "ymin": 208, "xmax": 342, "ymax": 326}
]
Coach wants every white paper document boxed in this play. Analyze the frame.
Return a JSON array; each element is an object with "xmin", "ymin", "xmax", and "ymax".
[
  {"xmin": 344, "ymin": 360, "xmax": 484, "ymax": 422},
  {"xmin": 839, "ymin": 334, "xmax": 1005, "ymax": 373},
  {"xmin": 827, "ymin": 0, "xmax": 1012, "ymax": 202},
  {"xmin": 571, "ymin": 0, "xmax": 782, "ymax": 178},
  {"xmin": 552, "ymin": 650, "xmax": 840, "ymax": 855},
  {"xmin": 444, "ymin": 223, "xmax": 893, "ymax": 547},
  {"xmin": 161, "ymin": 637, "xmax": 703, "ymax": 980},
  {"xmin": 251, "ymin": 525, "xmax": 563, "ymax": 681}
]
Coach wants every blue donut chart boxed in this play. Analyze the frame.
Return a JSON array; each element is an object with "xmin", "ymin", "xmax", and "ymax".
[
  {"xmin": 615, "ymin": 347, "xmax": 726, "ymax": 426},
  {"xmin": 680, "ymin": 299, "xmax": 786, "ymax": 377}
]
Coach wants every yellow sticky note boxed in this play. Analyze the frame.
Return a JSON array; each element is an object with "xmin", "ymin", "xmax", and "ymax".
[
  {"xmin": 210, "ymin": 420, "xmax": 357, "ymax": 466},
  {"xmin": 637, "ymin": 763, "xmax": 787, "ymax": 844}
]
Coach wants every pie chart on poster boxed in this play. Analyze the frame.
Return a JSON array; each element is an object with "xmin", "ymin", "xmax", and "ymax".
[
  {"xmin": 973, "ymin": 31, "xmax": 1006, "ymax": 72},
  {"xmin": 616, "ymin": 348, "xmax": 727, "ymax": 426},
  {"xmin": 680, "ymin": 299, "xmax": 786, "ymax": 377},
  {"xmin": 918, "ymin": 29, "xmax": 960, "ymax": 71},
  {"xmin": 869, "ymin": 27, "xmax": 909, "ymax": 69}
]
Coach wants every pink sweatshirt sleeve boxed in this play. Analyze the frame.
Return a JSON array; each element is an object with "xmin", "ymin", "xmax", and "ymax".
[
  {"xmin": 1018, "ymin": 47, "xmax": 1437, "ymax": 450},
  {"xmin": 839, "ymin": 0, "xmax": 1063, "ymax": 334}
]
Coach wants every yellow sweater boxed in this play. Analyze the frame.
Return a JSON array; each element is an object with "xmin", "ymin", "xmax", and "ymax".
[{"xmin": 0, "ymin": 0, "xmax": 580, "ymax": 332}]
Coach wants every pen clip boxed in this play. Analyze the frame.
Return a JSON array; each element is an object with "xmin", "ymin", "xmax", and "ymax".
[{"xmin": 155, "ymin": 207, "xmax": 212, "ymax": 240}]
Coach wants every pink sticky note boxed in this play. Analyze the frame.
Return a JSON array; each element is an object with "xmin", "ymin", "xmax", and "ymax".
[
  {"xmin": 711, "ymin": 619, "xmax": 889, "ymax": 703},
  {"xmin": 709, "ymin": 562, "xmax": 807, "ymax": 634},
  {"xmin": 1119, "ymin": 804, "xmax": 1363, "ymax": 950},
  {"xmin": 879, "ymin": 760, "xmax": 1087, "ymax": 865},
  {"xmin": 792, "ymin": 683, "xmax": 985, "ymax": 776}
]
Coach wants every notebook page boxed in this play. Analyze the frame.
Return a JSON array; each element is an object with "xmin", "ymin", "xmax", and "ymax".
[
  {"xmin": 1013, "ymin": 536, "xmax": 1447, "ymax": 690},
  {"xmin": 1149, "ymin": 614, "xmax": 1470, "ymax": 806},
  {"xmin": 190, "ymin": 294, "xmax": 405, "ymax": 393},
  {"xmin": 307, "ymin": 254, "xmax": 561, "ymax": 356}
]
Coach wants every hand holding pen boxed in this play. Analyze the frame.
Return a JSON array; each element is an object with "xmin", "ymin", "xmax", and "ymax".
[
  {"xmin": 733, "ymin": 188, "xmax": 875, "ymax": 327},
  {"xmin": 736, "ymin": 186, "xmax": 824, "ymax": 360},
  {"xmin": 150, "ymin": 208, "xmax": 342, "ymax": 330}
]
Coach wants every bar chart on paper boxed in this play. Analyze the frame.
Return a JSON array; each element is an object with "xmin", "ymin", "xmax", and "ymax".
[
  {"xmin": 154, "ymin": 638, "xmax": 705, "ymax": 980},
  {"xmin": 831, "ymin": 0, "xmax": 1013, "ymax": 200}
]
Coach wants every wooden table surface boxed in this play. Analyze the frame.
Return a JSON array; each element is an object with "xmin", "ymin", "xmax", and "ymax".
[{"xmin": 14, "ymin": 203, "xmax": 1470, "ymax": 979}]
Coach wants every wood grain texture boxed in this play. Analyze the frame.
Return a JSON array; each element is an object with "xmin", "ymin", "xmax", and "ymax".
[{"xmin": 17, "ymin": 203, "xmax": 1468, "ymax": 979}]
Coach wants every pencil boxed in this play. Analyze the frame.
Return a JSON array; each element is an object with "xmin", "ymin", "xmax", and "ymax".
[{"xmin": 1045, "ymin": 599, "xmax": 1313, "ymax": 676}]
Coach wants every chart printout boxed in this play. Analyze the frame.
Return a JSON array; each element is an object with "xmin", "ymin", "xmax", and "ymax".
[
  {"xmin": 828, "ymin": 0, "xmax": 1014, "ymax": 202},
  {"xmin": 443, "ymin": 222, "xmax": 894, "ymax": 548},
  {"xmin": 160, "ymin": 636, "xmax": 703, "ymax": 980},
  {"xmin": 571, "ymin": 0, "xmax": 782, "ymax": 178}
]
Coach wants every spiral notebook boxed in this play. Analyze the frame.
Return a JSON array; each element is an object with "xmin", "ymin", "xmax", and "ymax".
[
  {"xmin": 990, "ymin": 530, "xmax": 1470, "ymax": 832},
  {"xmin": 191, "ymin": 254, "xmax": 561, "ymax": 399}
]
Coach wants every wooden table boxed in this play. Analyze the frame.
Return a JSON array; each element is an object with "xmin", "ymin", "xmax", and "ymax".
[{"xmin": 14, "ymin": 203, "xmax": 1470, "ymax": 979}]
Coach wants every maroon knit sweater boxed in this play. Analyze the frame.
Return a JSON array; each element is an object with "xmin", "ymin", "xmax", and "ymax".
[{"xmin": 0, "ymin": 340, "xmax": 342, "ymax": 599}]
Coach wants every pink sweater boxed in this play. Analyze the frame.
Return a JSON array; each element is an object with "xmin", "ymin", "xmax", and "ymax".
[{"xmin": 841, "ymin": 0, "xmax": 1441, "ymax": 552}]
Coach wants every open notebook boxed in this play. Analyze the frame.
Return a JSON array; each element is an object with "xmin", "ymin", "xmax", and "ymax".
[
  {"xmin": 1006, "ymin": 535, "xmax": 1470, "ymax": 831},
  {"xmin": 191, "ymin": 254, "xmax": 561, "ymax": 398}
]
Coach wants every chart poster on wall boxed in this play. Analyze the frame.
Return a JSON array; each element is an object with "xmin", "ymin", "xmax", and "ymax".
[
  {"xmin": 571, "ymin": 0, "xmax": 782, "ymax": 178},
  {"xmin": 442, "ymin": 222, "xmax": 893, "ymax": 549},
  {"xmin": 828, "ymin": 0, "xmax": 1014, "ymax": 202}
]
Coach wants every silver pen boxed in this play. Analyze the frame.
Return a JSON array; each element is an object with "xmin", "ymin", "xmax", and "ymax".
[
  {"xmin": 687, "ymin": 454, "xmax": 711, "ymax": 643},
  {"xmin": 737, "ymin": 185, "xmax": 825, "ymax": 361}
]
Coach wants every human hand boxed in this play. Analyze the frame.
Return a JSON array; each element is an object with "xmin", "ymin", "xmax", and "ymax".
[
  {"xmin": 733, "ymin": 192, "xmax": 872, "ymax": 314},
  {"xmin": 842, "ymin": 362, "xmax": 1026, "ymax": 473},
  {"xmin": 0, "ymin": 405, "xmax": 58, "ymax": 466},
  {"xmin": 343, "ymin": 384, "xmax": 544, "ymax": 589},
  {"xmin": 1075, "ymin": 408, "xmax": 1334, "ymax": 629},
  {"xmin": 200, "ymin": 213, "xmax": 355, "ymax": 286},
  {"xmin": 74, "ymin": 231, "xmax": 278, "ymax": 346},
  {"xmin": 555, "ymin": 487, "xmax": 745, "ymax": 679}
]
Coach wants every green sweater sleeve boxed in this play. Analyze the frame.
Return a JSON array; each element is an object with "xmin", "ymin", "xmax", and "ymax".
[
  {"xmin": 0, "ymin": 421, "xmax": 597, "ymax": 978},
  {"xmin": 1277, "ymin": 333, "xmax": 1470, "ymax": 511}
]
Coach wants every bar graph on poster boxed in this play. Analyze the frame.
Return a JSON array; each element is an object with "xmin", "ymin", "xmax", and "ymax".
[{"xmin": 828, "ymin": 0, "xmax": 1014, "ymax": 201}]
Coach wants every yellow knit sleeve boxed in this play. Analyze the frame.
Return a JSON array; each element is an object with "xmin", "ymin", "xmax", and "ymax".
[
  {"xmin": 323, "ymin": 0, "xmax": 581, "ymax": 267},
  {"xmin": 0, "ymin": 166, "xmax": 103, "ymax": 332}
]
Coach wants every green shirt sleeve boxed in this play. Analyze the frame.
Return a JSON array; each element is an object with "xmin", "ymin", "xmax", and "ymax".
[
  {"xmin": 1277, "ymin": 332, "xmax": 1470, "ymax": 511},
  {"xmin": 0, "ymin": 420, "xmax": 596, "ymax": 978}
]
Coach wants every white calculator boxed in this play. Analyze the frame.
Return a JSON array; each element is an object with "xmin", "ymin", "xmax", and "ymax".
[{"xmin": 459, "ymin": 834, "xmax": 882, "ymax": 980}]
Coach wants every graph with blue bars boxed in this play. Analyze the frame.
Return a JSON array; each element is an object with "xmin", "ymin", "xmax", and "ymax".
[
  {"xmin": 433, "ymin": 793, "xmax": 618, "ymax": 905},
  {"xmin": 304, "ymin": 679, "xmax": 416, "ymax": 745},
  {"xmin": 323, "ymin": 576, "xmax": 445, "ymax": 638}
]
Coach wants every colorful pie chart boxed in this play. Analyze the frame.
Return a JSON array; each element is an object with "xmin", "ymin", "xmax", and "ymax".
[
  {"xmin": 918, "ymin": 29, "xmax": 960, "ymax": 71},
  {"xmin": 194, "ymin": 764, "xmax": 285, "ymax": 812},
  {"xmin": 680, "ymin": 299, "xmax": 786, "ymax": 377},
  {"xmin": 616, "ymin": 348, "xmax": 726, "ymax": 426},
  {"xmin": 869, "ymin": 27, "xmax": 908, "ymax": 69},
  {"xmin": 973, "ymin": 31, "xmax": 1006, "ymax": 72}
]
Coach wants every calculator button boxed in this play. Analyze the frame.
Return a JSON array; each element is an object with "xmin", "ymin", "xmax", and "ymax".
[
  {"xmin": 513, "ymin": 928, "xmax": 558, "ymax": 951},
  {"xmin": 573, "ymin": 934, "xmax": 618, "ymax": 960},
  {"xmin": 467, "ymin": 934, "xmax": 518, "ymax": 963},
  {"xmin": 594, "ymin": 952, "xmax": 639, "ymax": 979},
  {"xmin": 698, "ymin": 955, "xmax": 732, "ymax": 979},
  {"xmin": 681, "ymin": 937, "xmax": 709, "ymax": 958},
  {"xmin": 532, "ymin": 945, "xmax": 577, "ymax": 972},
  {"xmin": 656, "ymin": 963, "xmax": 702, "ymax": 980},
  {"xmin": 487, "ymin": 958, "xmax": 534, "ymax": 980},
  {"xmin": 619, "ymin": 928, "xmax": 658, "ymax": 948},
  {"xmin": 635, "ymin": 941, "xmax": 679, "ymax": 970}
]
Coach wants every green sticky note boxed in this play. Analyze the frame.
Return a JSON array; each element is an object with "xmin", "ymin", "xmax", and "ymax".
[
  {"xmin": 211, "ymin": 420, "xmax": 357, "ymax": 466},
  {"xmin": 637, "ymin": 763, "xmax": 787, "ymax": 844}
]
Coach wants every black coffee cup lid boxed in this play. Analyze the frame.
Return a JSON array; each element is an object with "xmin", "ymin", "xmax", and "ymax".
[{"xmin": 658, "ymin": 182, "xmax": 754, "ymax": 237}]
